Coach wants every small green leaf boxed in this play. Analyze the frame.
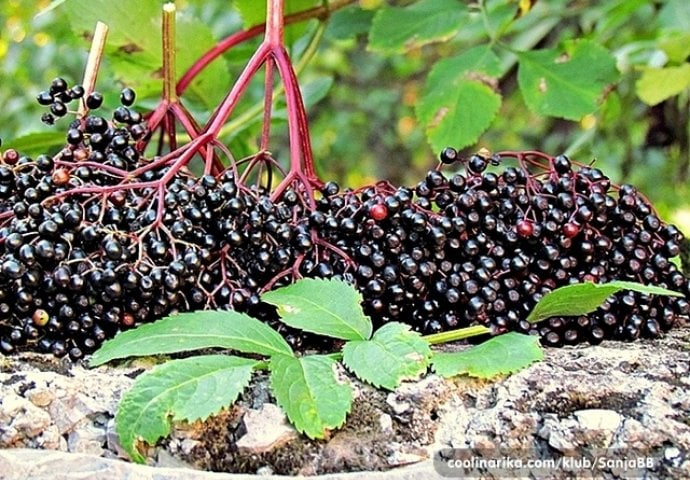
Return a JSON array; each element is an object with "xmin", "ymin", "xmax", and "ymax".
[
  {"xmin": 527, "ymin": 281, "xmax": 684, "ymax": 323},
  {"xmin": 269, "ymin": 354, "xmax": 352, "ymax": 439},
  {"xmin": 116, "ymin": 355, "xmax": 256, "ymax": 463},
  {"xmin": 325, "ymin": 6, "xmax": 374, "ymax": 40},
  {"xmin": 432, "ymin": 332, "xmax": 543, "ymax": 379},
  {"xmin": 517, "ymin": 40, "xmax": 618, "ymax": 119},
  {"xmin": 90, "ymin": 310, "xmax": 293, "ymax": 366},
  {"xmin": 417, "ymin": 46, "xmax": 503, "ymax": 151},
  {"xmin": 636, "ymin": 64, "xmax": 690, "ymax": 106},
  {"xmin": 368, "ymin": 0, "xmax": 466, "ymax": 53},
  {"xmin": 659, "ymin": 33, "xmax": 690, "ymax": 64},
  {"xmin": 342, "ymin": 322, "xmax": 431, "ymax": 390},
  {"xmin": 262, "ymin": 278, "xmax": 372, "ymax": 341}
]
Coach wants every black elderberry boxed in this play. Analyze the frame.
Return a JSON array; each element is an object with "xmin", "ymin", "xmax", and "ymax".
[{"xmin": 86, "ymin": 91, "xmax": 104, "ymax": 109}]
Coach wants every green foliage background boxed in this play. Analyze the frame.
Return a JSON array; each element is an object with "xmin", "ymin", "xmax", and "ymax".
[{"xmin": 1, "ymin": 0, "xmax": 690, "ymax": 230}]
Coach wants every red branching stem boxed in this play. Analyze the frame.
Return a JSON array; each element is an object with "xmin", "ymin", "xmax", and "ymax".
[
  {"xmin": 204, "ymin": 42, "xmax": 272, "ymax": 135},
  {"xmin": 261, "ymin": 57, "xmax": 275, "ymax": 151}
]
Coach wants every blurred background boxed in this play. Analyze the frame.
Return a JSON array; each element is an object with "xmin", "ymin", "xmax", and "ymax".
[{"xmin": 1, "ymin": 0, "xmax": 689, "ymax": 231}]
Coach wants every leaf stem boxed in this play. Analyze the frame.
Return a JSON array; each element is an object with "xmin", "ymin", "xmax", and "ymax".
[
  {"xmin": 422, "ymin": 325, "xmax": 491, "ymax": 346},
  {"xmin": 78, "ymin": 21, "xmax": 109, "ymax": 118},
  {"xmin": 162, "ymin": 3, "xmax": 178, "ymax": 103}
]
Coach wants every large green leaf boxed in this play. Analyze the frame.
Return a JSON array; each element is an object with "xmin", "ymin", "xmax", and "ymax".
[
  {"xmin": 89, "ymin": 310, "xmax": 293, "ymax": 366},
  {"xmin": 432, "ymin": 332, "xmax": 543, "ymax": 379},
  {"xmin": 269, "ymin": 354, "xmax": 352, "ymax": 439},
  {"xmin": 517, "ymin": 40, "xmax": 618, "ymax": 120},
  {"xmin": 116, "ymin": 355, "xmax": 256, "ymax": 463},
  {"xmin": 636, "ymin": 64, "xmax": 690, "ymax": 106},
  {"xmin": 368, "ymin": 0, "xmax": 467, "ymax": 53},
  {"xmin": 262, "ymin": 278, "xmax": 372, "ymax": 341},
  {"xmin": 64, "ymin": 0, "xmax": 228, "ymax": 110},
  {"xmin": 417, "ymin": 46, "xmax": 503, "ymax": 151},
  {"xmin": 342, "ymin": 322, "xmax": 431, "ymax": 390},
  {"xmin": 527, "ymin": 281, "xmax": 684, "ymax": 323}
]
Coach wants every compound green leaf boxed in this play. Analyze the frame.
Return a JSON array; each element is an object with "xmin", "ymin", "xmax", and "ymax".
[
  {"xmin": 517, "ymin": 40, "xmax": 618, "ymax": 119},
  {"xmin": 262, "ymin": 278, "xmax": 372, "ymax": 341},
  {"xmin": 269, "ymin": 354, "xmax": 352, "ymax": 439},
  {"xmin": 368, "ymin": 0, "xmax": 466, "ymax": 53},
  {"xmin": 342, "ymin": 322, "xmax": 431, "ymax": 390},
  {"xmin": 636, "ymin": 64, "xmax": 690, "ymax": 106},
  {"xmin": 115, "ymin": 355, "xmax": 256, "ymax": 463},
  {"xmin": 527, "ymin": 281, "xmax": 684, "ymax": 323},
  {"xmin": 432, "ymin": 332, "xmax": 542, "ymax": 379},
  {"xmin": 90, "ymin": 310, "xmax": 292, "ymax": 366},
  {"xmin": 417, "ymin": 46, "xmax": 503, "ymax": 150}
]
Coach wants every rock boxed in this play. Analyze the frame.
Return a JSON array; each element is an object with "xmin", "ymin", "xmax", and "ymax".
[
  {"xmin": 574, "ymin": 409, "xmax": 622, "ymax": 431},
  {"xmin": 67, "ymin": 424, "xmax": 106, "ymax": 455},
  {"xmin": 386, "ymin": 392, "xmax": 411, "ymax": 415},
  {"xmin": 379, "ymin": 413, "xmax": 393, "ymax": 432},
  {"xmin": 25, "ymin": 387, "xmax": 54, "ymax": 408},
  {"xmin": 235, "ymin": 403, "xmax": 297, "ymax": 454}
]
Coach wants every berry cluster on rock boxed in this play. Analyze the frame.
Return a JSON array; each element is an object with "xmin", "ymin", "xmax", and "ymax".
[{"xmin": 0, "ymin": 79, "xmax": 688, "ymax": 359}]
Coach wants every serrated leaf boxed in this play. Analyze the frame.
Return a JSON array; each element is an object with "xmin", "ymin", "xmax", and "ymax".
[
  {"xmin": 90, "ymin": 310, "xmax": 292, "ymax": 366},
  {"xmin": 432, "ymin": 332, "xmax": 543, "ymax": 379},
  {"xmin": 3, "ymin": 131, "xmax": 66, "ymax": 156},
  {"xmin": 417, "ymin": 46, "xmax": 503, "ymax": 150},
  {"xmin": 262, "ymin": 278, "xmax": 372, "ymax": 341},
  {"xmin": 636, "ymin": 64, "xmax": 690, "ymax": 106},
  {"xmin": 269, "ymin": 354, "xmax": 351, "ymax": 439},
  {"xmin": 116, "ymin": 355, "xmax": 256, "ymax": 463},
  {"xmin": 517, "ymin": 40, "xmax": 618, "ymax": 120},
  {"xmin": 527, "ymin": 281, "xmax": 684, "ymax": 323},
  {"xmin": 368, "ymin": 0, "xmax": 466, "ymax": 53},
  {"xmin": 342, "ymin": 322, "xmax": 431, "ymax": 390}
]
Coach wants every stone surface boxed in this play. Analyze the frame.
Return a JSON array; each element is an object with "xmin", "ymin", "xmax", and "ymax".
[
  {"xmin": 0, "ymin": 329, "xmax": 689, "ymax": 479},
  {"xmin": 235, "ymin": 403, "xmax": 298, "ymax": 454}
]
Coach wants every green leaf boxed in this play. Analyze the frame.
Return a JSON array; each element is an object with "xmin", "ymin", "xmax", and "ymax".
[
  {"xmin": 659, "ymin": 33, "xmax": 690, "ymax": 64},
  {"xmin": 432, "ymin": 332, "xmax": 543, "ymax": 379},
  {"xmin": 90, "ymin": 310, "xmax": 293, "ymax": 366},
  {"xmin": 636, "ymin": 64, "xmax": 690, "ymax": 106},
  {"xmin": 658, "ymin": 0, "xmax": 690, "ymax": 32},
  {"xmin": 116, "ymin": 355, "xmax": 256, "ymax": 463},
  {"xmin": 368, "ymin": 0, "xmax": 466, "ymax": 53},
  {"xmin": 3, "ymin": 131, "xmax": 66, "ymax": 156},
  {"xmin": 417, "ymin": 46, "xmax": 503, "ymax": 150},
  {"xmin": 64, "ymin": 0, "xmax": 228, "ymax": 111},
  {"xmin": 325, "ymin": 6, "xmax": 374, "ymax": 40},
  {"xmin": 527, "ymin": 281, "xmax": 684, "ymax": 323},
  {"xmin": 517, "ymin": 40, "xmax": 618, "ymax": 120},
  {"xmin": 342, "ymin": 322, "xmax": 431, "ymax": 390},
  {"xmin": 269, "ymin": 354, "xmax": 351, "ymax": 439},
  {"xmin": 262, "ymin": 278, "xmax": 372, "ymax": 341}
]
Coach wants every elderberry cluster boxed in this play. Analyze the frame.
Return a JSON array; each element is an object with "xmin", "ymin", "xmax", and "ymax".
[
  {"xmin": 0, "ymin": 78, "xmax": 688, "ymax": 360},
  {"xmin": 308, "ymin": 150, "xmax": 690, "ymax": 346}
]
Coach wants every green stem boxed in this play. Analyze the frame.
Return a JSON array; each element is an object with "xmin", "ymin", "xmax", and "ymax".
[
  {"xmin": 422, "ymin": 325, "xmax": 491, "ymax": 346},
  {"xmin": 162, "ymin": 3, "xmax": 178, "ymax": 103}
]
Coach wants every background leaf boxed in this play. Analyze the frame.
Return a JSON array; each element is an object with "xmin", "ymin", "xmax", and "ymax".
[
  {"xmin": 90, "ymin": 310, "xmax": 293, "ymax": 366},
  {"xmin": 636, "ymin": 64, "xmax": 690, "ymax": 106},
  {"xmin": 432, "ymin": 332, "xmax": 543, "ymax": 379},
  {"xmin": 342, "ymin": 322, "xmax": 431, "ymax": 390},
  {"xmin": 269, "ymin": 354, "xmax": 352, "ymax": 439},
  {"xmin": 417, "ymin": 46, "xmax": 503, "ymax": 150},
  {"xmin": 2, "ymin": 131, "xmax": 66, "ymax": 156},
  {"xmin": 527, "ymin": 280, "xmax": 684, "ymax": 323},
  {"xmin": 517, "ymin": 40, "xmax": 618, "ymax": 119},
  {"xmin": 368, "ymin": 0, "xmax": 466, "ymax": 53},
  {"xmin": 64, "ymin": 0, "xmax": 228, "ymax": 110},
  {"xmin": 262, "ymin": 278, "xmax": 372, "ymax": 341},
  {"xmin": 116, "ymin": 355, "xmax": 256, "ymax": 463}
]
